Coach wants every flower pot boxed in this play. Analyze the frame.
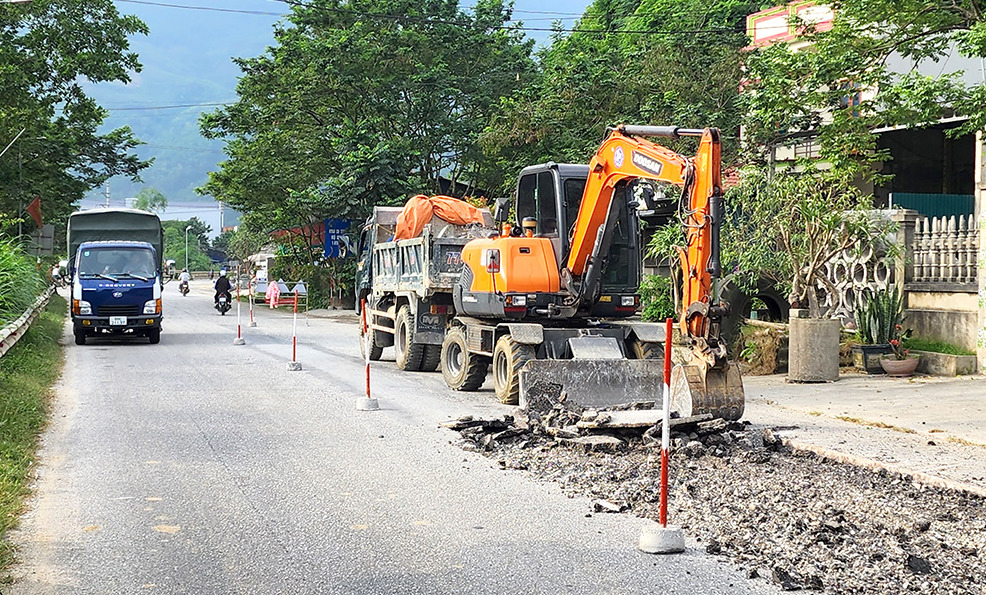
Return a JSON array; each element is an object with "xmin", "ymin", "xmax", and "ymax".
[
  {"xmin": 851, "ymin": 344, "xmax": 892, "ymax": 374},
  {"xmin": 879, "ymin": 356, "xmax": 920, "ymax": 377}
]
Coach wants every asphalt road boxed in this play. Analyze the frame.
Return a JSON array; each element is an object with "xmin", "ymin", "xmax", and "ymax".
[{"xmin": 8, "ymin": 282, "xmax": 773, "ymax": 595}]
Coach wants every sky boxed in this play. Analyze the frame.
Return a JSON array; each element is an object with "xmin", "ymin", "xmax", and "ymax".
[{"xmin": 81, "ymin": 0, "xmax": 593, "ymax": 237}]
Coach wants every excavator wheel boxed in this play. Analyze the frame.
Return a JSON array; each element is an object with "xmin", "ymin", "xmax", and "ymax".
[
  {"xmin": 420, "ymin": 344, "xmax": 442, "ymax": 372},
  {"xmin": 630, "ymin": 339, "xmax": 662, "ymax": 360},
  {"xmin": 493, "ymin": 335, "xmax": 535, "ymax": 405},
  {"xmin": 441, "ymin": 327, "xmax": 489, "ymax": 391},
  {"xmin": 395, "ymin": 306, "xmax": 425, "ymax": 371}
]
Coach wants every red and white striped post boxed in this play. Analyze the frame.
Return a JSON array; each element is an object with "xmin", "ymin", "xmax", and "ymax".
[
  {"xmin": 660, "ymin": 316, "xmax": 672, "ymax": 526},
  {"xmin": 286, "ymin": 289, "xmax": 302, "ymax": 371},
  {"xmin": 638, "ymin": 316, "xmax": 684, "ymax": 554},
  {"xmin": 233, "ymin": 278, "xmax": 245, "ymax": 345},
  {"xmin": 248, "ymin": 279, "xmax": 257, "ymax": 327},
  {"xmin": 356, "ymin": 299, "xmax": 379, "ymax": 411}
]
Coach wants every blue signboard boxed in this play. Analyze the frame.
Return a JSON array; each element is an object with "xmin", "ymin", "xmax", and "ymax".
[{"xmin": 324, "ymin": 218, "xmax": 355, "ymax": 259}]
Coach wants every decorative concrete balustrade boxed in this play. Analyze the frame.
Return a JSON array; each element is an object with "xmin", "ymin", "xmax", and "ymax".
[{"xmin": 911, "ymin": 215, "xmax": 979, "ymax": 288}]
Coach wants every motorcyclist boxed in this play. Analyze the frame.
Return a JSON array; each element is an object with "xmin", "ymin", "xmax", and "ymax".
[
  {"xmin": 213, "ymin": 269, "xmax": 232, "ymax": 308},
  {"xmin": 179, "ymin": 268, "xmax": 191, "ymax": 295}
]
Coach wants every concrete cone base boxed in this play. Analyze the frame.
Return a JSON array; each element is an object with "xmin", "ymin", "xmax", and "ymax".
[
  {"xmin": 356, "ymin": 398, "xmax": 379, "ymax": 411},
  {"xmin": 249, "ymin": 321, "xmax": 257, "ymax": 327},
  {"xmin": 286, "ymin": 361, "xmax": 302, "ymax": 371},
  {"xmin": 638, "ymin": 524, "xmax": 685, "ymax": 554},
  {"xmin": 233, "ymin": 337, "xmax": 245, "ymax": 345}
]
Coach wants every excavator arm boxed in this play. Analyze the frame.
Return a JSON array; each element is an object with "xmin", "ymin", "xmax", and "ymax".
[
  {"xmin": 566, "ymin": 125, "xmax": 723, "ymax": 342},
  {"xmin": 565, "ymin": 124, "xmax": 743, "ymax": 420}
]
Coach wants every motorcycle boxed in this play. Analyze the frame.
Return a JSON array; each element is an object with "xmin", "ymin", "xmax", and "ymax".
[
  {"xmin": 216, "ymin": 291, "xmax": 231, "ymax": 315},
  {"xmin": 179, "ymin": 280, "xmax": 189, "ymax": 296}
]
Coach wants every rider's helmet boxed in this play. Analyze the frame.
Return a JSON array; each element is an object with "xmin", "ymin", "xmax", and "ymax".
[{"xmin": 220, "ymin": 269, "xmax": 227, "ymax": 276}]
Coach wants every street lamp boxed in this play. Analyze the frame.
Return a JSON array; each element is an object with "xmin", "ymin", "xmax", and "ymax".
[{"xmin": 184, "ymin": 225, "xmax": 192, "ymax": 271}]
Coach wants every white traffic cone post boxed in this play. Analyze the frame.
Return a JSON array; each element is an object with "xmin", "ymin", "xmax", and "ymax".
[
  {"xmin": 233, "ymin": 280, "xmax": 245, "ymax": 345},
  {"xmin": 286, "ymin": 289, "xmax": 302, "ymax": 371},
  {"xmin": 638, "ymin": 317, "xmax": 685, "ymax": 554},
  {"xmin": 356, "ymin": 299, "xmax": 379, "ymax": 411}
]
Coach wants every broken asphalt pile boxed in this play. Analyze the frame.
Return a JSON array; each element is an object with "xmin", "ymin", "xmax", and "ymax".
[{"xmin": 442, "ymin": 396, "xmax": 986, "ymax": 594}]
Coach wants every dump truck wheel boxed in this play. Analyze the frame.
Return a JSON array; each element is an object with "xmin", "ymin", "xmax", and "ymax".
[
  {"xmin": 441, "ymin": 327, "xmax": 488, "ymax": 391},
  {"xmin": 630, "ymin": 339, "xmax": 661, "ymax": 360},
  {"xmin": 420, "ymin": 344, "xmax": 441, "ymax": 372},
  {"xmin": 74, "ymin": 330, "xmax": 86, "ymax": 345},
  {"xmin": 493, "ymin": 335, "xmax": 535, "ymax": 405},
  {"xmin": 359, "ymin": 323, "xmax": 384, "ymax": 361},
  {"xmin": 148, "ymin": 329, "xmax": 161, "ymax": 344},
  {"xmin": 395, "ymin": 306, "xmax": 425, "ymax": 371}
]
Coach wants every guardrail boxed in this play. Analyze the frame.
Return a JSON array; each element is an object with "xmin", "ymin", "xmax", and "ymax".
[{"xmin": 0, "ymin": 286, "xmax": 56, "ymax": 360}]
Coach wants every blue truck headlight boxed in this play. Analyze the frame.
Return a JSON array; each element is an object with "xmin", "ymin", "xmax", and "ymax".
[
  {"xmin": 143, "ymin": 299, "xmax": 159, "ymax": 314},
  {"xmin": 78, "ymin": 300, "xmax": 92, "ymax": 315}
]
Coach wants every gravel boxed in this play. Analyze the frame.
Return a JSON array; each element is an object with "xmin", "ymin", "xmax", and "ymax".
[{"xmin": 450, "ymin": 411, "xmax": 986, "ymax": 594}]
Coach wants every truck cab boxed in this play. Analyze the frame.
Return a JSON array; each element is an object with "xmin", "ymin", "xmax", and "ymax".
[{"xmin": 71, "ymin": 241, "xmax": 163, "ymax": 345}]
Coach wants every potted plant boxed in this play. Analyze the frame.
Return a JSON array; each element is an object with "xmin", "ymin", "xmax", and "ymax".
[
  {"xmin": 881, "ymin": 327, "xmax": 919, "ymax": 376},
  {"xmin": 727, "ymin": 170, "xmax": 893, "ymax": 382},
  {"xmin": 851, "ymin": 287, "xmax": 902, "ymax": 374}
]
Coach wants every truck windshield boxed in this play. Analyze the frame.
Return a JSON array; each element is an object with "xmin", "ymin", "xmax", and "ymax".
[{"xmin": 78, "ymin": 248, "xmax": 156, "ymax": 280}]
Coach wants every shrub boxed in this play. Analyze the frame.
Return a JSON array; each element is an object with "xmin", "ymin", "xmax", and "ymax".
[
  {"xmin": 639, "ymin": 274, "xmax": 676, "ymax": 322},
  {"xmin": 0, "ymin": 239, "xmax": 46, "ymax": 326}
]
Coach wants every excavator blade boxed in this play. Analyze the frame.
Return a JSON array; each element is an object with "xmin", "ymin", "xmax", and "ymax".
[
  {"xmin": 669, "ymin": 360, "xmax": 745, "ymax": 421},
  {"xmin": 517, "ymin": 357, "xmax": 744, "ymax": 422},
  {"xmin": 519, "ymin": 360, "xmax": 665, "ymax": 412}
]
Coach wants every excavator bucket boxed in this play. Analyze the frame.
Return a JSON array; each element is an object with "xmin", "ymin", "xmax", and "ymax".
[{"xmin": 669, "ymin": 361, "xmax": 745, "ymax": 421}]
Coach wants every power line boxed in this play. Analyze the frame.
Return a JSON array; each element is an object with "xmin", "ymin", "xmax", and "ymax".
[
  {"xmin": 115, "ymin": 0, "xmax": 286, "ymax": 17},
  {"xmin": 114, "ymin": 0, "xmax": 742, "ymax": 35},
  {"xmin": 106, "ymin": 102, "xmax": 232, "ymax": 111}
]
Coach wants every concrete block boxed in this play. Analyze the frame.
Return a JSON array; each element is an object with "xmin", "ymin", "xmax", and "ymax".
[
  {"xmin": 232, "ymin": 337, "xmax": 245, "ymax": 345},
  {"xmin": 913, "ymin": 350, "xmax": 977, "ymax": 376},
  {"xmin": 355, "ymin": 397, "xmax": 379, "ymax": 411},
  {"xmin": 638, "ymin": 523, "xmax": 685, "ymax": 554},
  {"xmin": 286, "ymin": 361, "xmax": 302, "ymax": 371},
  {"xmin": 788, "ymin": 317, "xmax": 840, "ymax": 382}
]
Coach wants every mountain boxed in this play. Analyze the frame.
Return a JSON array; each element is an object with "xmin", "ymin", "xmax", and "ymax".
[{"xmin": 82, "ymin": 0, "xmax": 589, "ymax": 235}]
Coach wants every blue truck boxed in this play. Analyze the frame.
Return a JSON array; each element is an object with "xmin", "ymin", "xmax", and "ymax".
[{"xmin": 67, "ymin": 208, "xmax": 165, "ymax": 345}]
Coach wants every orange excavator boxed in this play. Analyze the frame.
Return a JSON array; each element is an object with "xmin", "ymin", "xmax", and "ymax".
[{"xmin": 442, "ymin": 124, "xmax": 744, "ymax": 420}]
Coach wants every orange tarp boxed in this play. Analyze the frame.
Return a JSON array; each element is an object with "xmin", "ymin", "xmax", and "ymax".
[{"xmin": 394, "ymin": 194, "xmax": 487, "ymax": 240}]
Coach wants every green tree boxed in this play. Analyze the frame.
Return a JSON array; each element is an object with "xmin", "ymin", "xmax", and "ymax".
[
  {"xmin": 199, "ymin": 0, "xmax": 535, "ymax": 230},
  {"xmin": 134, "ymin": 187, "xmax": 168, "ymax": 213},
  {"xmin": 740, "ymin": 0, "xmax": 986, "ymax": 180},
  {"xmin": 162, "ymin": 218, "xmax": 212, "ymax": 271},
  {"xmin": 0, "ymin": 0, "xmax": 150, "ymax": 235},
  {"xmin": 479, "ymin": 0, "xmax": 759, "ymax": 194}
]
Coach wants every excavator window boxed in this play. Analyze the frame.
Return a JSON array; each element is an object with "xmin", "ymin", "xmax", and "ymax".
[
  {"xmin": 517, "ymin": 174, "xmax": 536, "ymax": 223},
  {"xmin": 516, "ymin": 171, "xmax": 560, "ymax": 237}
]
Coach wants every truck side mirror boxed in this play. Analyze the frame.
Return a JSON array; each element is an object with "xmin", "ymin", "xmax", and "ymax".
[{"xmin": 493, "ymin": 197, "xmax": 511, "ymax": 224}]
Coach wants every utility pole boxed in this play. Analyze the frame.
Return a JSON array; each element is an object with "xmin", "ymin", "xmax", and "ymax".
[
  {"xmin": 103, "ymin": 182, "xmax": 110, "ymax": 207},
  {"xmin": 18, "ymin": 149, "xmax": 22, "ymax": 237},
  {"xmin": 219, "ymin": 201, "xmax": 225, "ymax": 231}
]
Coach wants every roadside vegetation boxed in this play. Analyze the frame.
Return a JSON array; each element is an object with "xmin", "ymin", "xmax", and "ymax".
[
  {"xmin": 0, "ymin": 239, "xmax": 45, "ymax": 327},
  {"xmin": 0, "ymin": 295, "xmax": 65, "ymax": 573},
  {"xmin": 903, "ymin": 337, "xmax": 975, "ymax": 356}
]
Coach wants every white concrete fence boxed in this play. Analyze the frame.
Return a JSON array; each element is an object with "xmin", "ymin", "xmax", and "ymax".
[
  {"xmin": 912, "ymin": 214, "xmax": 979, "ymax": 285},
  {"xmin": 0, "ymin": 286, "xmax": 55, "ymax": 360}
]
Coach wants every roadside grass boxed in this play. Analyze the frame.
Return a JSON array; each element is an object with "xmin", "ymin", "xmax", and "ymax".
[
  {"xmin": 902, "ymin": 337, "xmax": 975, "ymax": 356},
  {"xmin": 835, "ymin": 415, "xmax": 918, "ymax": 434},
  {"xmin": 0, "ymin": 295, "xmax": 65, "ymax": 575}
]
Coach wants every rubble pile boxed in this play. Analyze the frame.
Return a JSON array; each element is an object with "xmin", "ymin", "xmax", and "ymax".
[{"xmin": 443, "ymin": 406, "xmax": 986, "ymax": 594}]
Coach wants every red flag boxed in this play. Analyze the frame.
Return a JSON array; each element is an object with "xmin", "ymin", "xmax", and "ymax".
[{"xmin": 26, "ymin": 196, "xmax": 42, "ymax": 227}]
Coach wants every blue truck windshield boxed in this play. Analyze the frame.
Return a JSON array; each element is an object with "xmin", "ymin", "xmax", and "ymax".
[{"xmin": 78, "ymin": 248, "xmax": 155, "ymax": 280}]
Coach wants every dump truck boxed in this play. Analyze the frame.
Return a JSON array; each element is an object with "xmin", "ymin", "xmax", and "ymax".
[
  {"xmin": 355, "ymin": 198, "xmax": 494, "ymax": 370},
  {"xmin": 358, "ymin": 125, "xmax": 744, "ymax": 421},
  {"xmin": 67, "ymin": 208, "xmax": 165, "ymax": 345}
]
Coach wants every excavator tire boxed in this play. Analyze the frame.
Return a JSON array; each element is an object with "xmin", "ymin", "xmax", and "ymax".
[
  {"xmin": 420, "ymin": 344, "xmax": 441, "ymax": 372},
  {"xmin": 395, "ymin": 306, "xmax": 425, "ymax": 371},
  {"xmin": 360, "ymin": 322, "xmax": 384, "ymax": 361},
  {"xmin": 441, "ymin": 327, "xmax": 489, "ymax": 391},
  {"xmin": 493, "ymin": 335, "xmax": 535, "ymax": 405},
  {"xmin": 630, "ymin": 339, "xmax": 662, "ymax": 360}
]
